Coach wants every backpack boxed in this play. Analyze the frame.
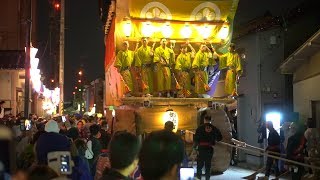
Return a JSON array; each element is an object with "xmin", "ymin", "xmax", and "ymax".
[
  {"xmin": 71, "ymin": 156, "xmax": 93, "ymax": 180},
  {"xmin": 85, "ymin": 139, "xmax": 94, "ymax": 160},
  {"xmin": 94, "ymin": 152, "xmax": 111, "ymax": 180}
]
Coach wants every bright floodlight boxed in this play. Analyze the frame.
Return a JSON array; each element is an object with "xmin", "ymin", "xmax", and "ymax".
[
  {"xmin": 162, "ymin": 23, "xmax": 173, "ymax": 38},
  {"xmin": 112, "ymin": 109, "xmax": 116, "ymax": 117},
  {"xmin": 180, "ymin": 24, "xmax": 192, "ymax": 39},
  {"xmin": 141, "ymin": 22, "xmax": 154, "ymax": 37},
  {"xmin": 266, "ymin": 112, "xmax": 281, "ymax": 135}
]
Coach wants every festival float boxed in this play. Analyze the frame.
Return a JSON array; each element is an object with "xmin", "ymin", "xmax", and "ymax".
[{"xmin": 103, "ymin": 0, "xmax": 240, "ymax": 173}]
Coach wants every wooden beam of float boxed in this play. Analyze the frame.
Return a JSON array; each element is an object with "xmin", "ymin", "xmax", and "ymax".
[
  {"xmin": 122, "ymin": 37, "xmax": 226, "ymax": 44},
  {"xmin": 128, "ymin": 17, "xmax": 229, "ymax": 26},
  {"xmin": 121, "ymin": 97, "xmax": 235, "ymax": 107}
]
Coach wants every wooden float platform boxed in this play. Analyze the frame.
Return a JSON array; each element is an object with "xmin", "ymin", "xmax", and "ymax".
[{"xmin": 121, "ymin": 97, "xmax": 236, "ymax": 106}]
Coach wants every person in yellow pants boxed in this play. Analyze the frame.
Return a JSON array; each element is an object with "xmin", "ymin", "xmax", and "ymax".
[
  {"xmin": 153, "ymin": 39, "xmax": 175, "ymax": 97},
  {"xmin": 135, "ymin": 38, "xmax": 155, "ymax": 96},
  {"xmin": 214, "ymin": 43, "xmax": 242, "ymax": 97},
  {"xmin": 192, "ymin": 44, "xmax": 211, "ymax": 97},
  {"xmin": 114, "ymin": 41, "xmax": 135, "ymax": 96},
  {"xmin": 175, "ymin": 43, "xmax": 195, "ymax": 97}
]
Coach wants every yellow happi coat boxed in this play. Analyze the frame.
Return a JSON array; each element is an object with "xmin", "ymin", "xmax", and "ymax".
[
  {"xmin": 154, "ymin": 46, "xmax": 174, "ymax": 92},
  {"xmin": 135, "ymin": 46, "xmax": 154, "ymax": 94},
  {"xmin": 219, "ymin": 52, "xmax": 242, "ymax": 95},
  {"xmin": 115, "ymin": 50, "xmax": 135, "ymax": 93},
  {"xmin": 175, "ymin": 52, "xmax": 192, "ymax": 94},
  {"xmin": 192, "ymin": 51, "xmax": 209, "ymax": 94}
]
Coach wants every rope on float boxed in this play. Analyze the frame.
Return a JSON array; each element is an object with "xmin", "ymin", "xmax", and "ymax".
[{"xmin": 217, "ymin": 141, "xmax": 320, "ymax": 170}]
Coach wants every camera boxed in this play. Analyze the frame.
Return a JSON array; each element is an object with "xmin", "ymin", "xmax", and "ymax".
[
  {"xmin": 20, "ymin": 119, "xmax": 32, "ymax": 131},
  {"xmin": 62, "ymin": 116, "xmax": 66, "ymax": 123},
  {"xmin": 180, "ymin": 167, "xmax": 195, "ymax": 180},
  {"xmin": 47, "ymin": 151, "xmax": 73, "ymax": 175},
  {"xmin": 143, "ymin": 100, "xmax": 151, "ymax": 107},
  {"xmin": 25, "ymin": 119, "xmax": 32, "ymax": 131}
]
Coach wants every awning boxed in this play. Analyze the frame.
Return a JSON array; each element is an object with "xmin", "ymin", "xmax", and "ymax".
[
  {"xmin": 280, "ymin": 29, "xmax": 320, "ymax": 74},
  {"xmin": 104, "ymin": 0, "xmax": 115, "ymax": 35}
]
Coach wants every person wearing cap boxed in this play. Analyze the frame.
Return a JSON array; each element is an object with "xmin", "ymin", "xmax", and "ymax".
[
  {"xmin": 115, "ymin": 41, "xmax": 135, "ymax": 96},
  {"xmin": 0, "ymin": 101, "xmax": 5, "ymax": 119},
  {"xmin": 134, "ymin": 37, "xmax": 155, "ymax": 96},
  {"xmin": 153, "ymin": 38, "xmax": 175, "ymax": 97},
  {"xmin": 214, "ymin": 43, "xmax": 242, "ymax": 97},
  {"xmin": 35, "ymin": 120, "xmax": 71, "ymax": 164},
  {"xmin": 194, "ymin": 115, "xmax": 222, "ymax": 180}
]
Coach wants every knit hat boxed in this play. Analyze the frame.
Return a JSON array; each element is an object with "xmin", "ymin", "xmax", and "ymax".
[{"xmin": 45, "ymin": 120, "xmax": 60, "ymax": 133}]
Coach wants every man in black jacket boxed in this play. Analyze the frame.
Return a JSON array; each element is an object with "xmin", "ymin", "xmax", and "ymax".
[
  {"xmin": 194, "ymin": 115, "xmax": 222, "ymax": 180},
  {"xmin": 265, "ymin": 121, "xmax": 281, "ymax": 179}
]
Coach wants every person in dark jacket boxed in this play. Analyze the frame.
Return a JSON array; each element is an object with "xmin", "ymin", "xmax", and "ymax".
[
  {"xmin": 67, "ymin": 127, "xmax": 80, "ymax": 141},
  {"xmin": 88, "ymin": 124, "xmax": 102, "ymax": 169},
  {"xmin": 101, "ymin": 132, "xmax": 140, "ymax": 180},
  {"xmin": 164, "ymin": 121, "xmax": 174, "ymax": 132},
  {"xmin": 264, "ymin": 121, "xmax": 281, "ymax": 179},
  {"xmin": 286, "ymin": 122, "xmax": 306, "ymax": 180},
  {"xmin": 194, "ymin": 115, "xmax": 222, "ymax": 180},
  {"xmin": 72, "ymin": 139, "xmax": 93, "ymax": 180},
  {"xmin": 99, "ymin": 121, "xmax": 111, "ymax": 148}
]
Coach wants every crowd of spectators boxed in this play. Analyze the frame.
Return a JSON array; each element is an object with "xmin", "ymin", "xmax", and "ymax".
[{"xmin": 0, "ymin": 113, "xmax": 185, "ymax": 180}]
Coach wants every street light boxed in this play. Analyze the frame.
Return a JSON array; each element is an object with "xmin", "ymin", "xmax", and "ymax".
[
  {"xmin": 54, "ymin": 2, "xmax": 60, "ymax": 11},
  {"xmin": 51, "ymin": 79, "xmax": 55, "ymax": 83},
  {"xmin": 78, "ymin": 80, "xmax": 81, "ymax": 83},
  {"xmin": 78, "ymin": 71, "xmax": 82, "ymax": 75},
  {"xmin": 75, "ymin": 86, "xmax": 78, "ymax": 89}
]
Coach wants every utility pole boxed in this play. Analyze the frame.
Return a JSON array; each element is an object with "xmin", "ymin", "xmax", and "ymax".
[
  {"xmin": 59, "ymin": 0, "xmax": 65, "ymax": 114},
  {"xmin": 24, "ymin": 0, "xmax": 32, "ymax": 118}
]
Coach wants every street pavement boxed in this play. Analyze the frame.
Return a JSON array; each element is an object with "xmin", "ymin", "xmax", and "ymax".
[{"xmin": 198, "ymin": 166, "xmax": 290, "ymax": 180}]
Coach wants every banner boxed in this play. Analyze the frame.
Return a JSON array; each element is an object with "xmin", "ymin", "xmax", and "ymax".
[
  {"xmin": 129, "ymin": 0, "xmax": 234, "ymax": 21},
  {"xmin": 115, "ymin": 0, "xmax": 239, "ymax": 52}
]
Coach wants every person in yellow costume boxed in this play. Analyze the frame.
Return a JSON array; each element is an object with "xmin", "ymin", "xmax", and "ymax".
[
  {"xmin": 134, "ymin": 37, "xmax": 155, "ymax": 96},
  {"xmin": 153, "ymin": 38, "xmax": 175, "ymax": 97},
  {"xmin": 175, "ymin": 43, "xmax": 195, "ymax": 97},
  {"xmin": 214, "ymin": 43, "xmax": 242, "ymax": 97},
  {"xmin": 192, "ymin": 44, "xmax": 212, "ymax": 97},
  {"xmin": 114, "ymin": 41, "xmax": 135, "ymax": 96}
]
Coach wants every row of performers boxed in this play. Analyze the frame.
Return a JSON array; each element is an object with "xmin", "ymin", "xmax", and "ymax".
[{"xmin": 115, "ymin": 38, "xmax": 242, "ymax": 98}]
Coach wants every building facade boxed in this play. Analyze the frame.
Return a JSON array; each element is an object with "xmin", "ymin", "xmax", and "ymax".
[
  {"xmin": 82, "ymin": 78, "xmax": 105, "ymax": 115},
  {"xmin": 235, "ymin": 26, "xmax": 286, "ymax": 166},
  {"xmin": 0, "ymin": 0, "xmax": 39, "ymax": 116},
  {"xmin": 280, "ymin": 29, "xmax": 320, "ymax": 128}
]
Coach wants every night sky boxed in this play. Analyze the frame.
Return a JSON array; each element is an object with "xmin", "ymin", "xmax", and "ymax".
[
  {"xmin": 37, "ymin": 0, "xmax": 305, "ymax": 102},
  {"xmin": 64, "ymin": 0, "xmax": 105, "ymax": 101},
  {"xmin": 234, "ymin": 0, "xmax": 304, "ymax": 25}
]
